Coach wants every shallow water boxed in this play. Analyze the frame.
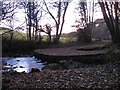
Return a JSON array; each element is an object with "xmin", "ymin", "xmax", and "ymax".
[{"xmin": 2, "ymin": 56, "xmax": 46, "ymax": 73}]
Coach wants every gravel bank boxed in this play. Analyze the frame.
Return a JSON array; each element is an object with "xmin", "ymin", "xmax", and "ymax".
[{"xmin": 2, "ymin": 61, "xmax": 120, "ymax": 90}]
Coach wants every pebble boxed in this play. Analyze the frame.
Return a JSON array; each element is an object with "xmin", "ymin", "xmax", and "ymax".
[{"xmin": 2, "ymin": 61, "xmax": 120, "ymax": 89}]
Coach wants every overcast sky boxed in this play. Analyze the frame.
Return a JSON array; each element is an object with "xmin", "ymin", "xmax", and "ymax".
[{"xmin": 0, "ymin": 0, "xmax": 103, "ymax": 34}]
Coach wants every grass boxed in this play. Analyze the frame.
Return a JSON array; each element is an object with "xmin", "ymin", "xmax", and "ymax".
[
  {"xmin": 1, "ymin": 29, "xmax": 27, "ymax": 40},
  {"xmin": 60, "ymin": 37, "xmax": 77, "ymax": 44},
  {"xmin": 1, "ymin": 29, "xmax": 77, "ymax": 53},
  {"xmin": 1, "ymin": 29, "xmax": 113, "ymax": 55},
  {"xmin": 1, "ymin": 29, "xmax": 36, "ymax": 54}
]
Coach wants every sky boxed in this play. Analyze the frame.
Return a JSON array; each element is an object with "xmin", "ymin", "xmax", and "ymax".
[
  {"xmin": 57, "ymin": 0, "xmax": 103, "ymax": 33},
  {"xmin": 0, "ymin": 0, "xmax": 103, "ymax": 34}
]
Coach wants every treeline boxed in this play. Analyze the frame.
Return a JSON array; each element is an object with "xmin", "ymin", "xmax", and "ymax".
[{"xmin": 1, "ymin": 0, "xmax": 120, "ymax": 46}]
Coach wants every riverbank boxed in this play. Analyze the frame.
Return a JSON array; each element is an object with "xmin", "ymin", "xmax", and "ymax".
[
  {"xmin": 2, "ymin": 60, "xmax": 120, "ymax": 90},
  {"xmin": 2, "ymin": 42, "xmax": 120, "ymax": 89},
  {"xmin": 34, "ymin": 43, "xmax": 110, "ymax": 64}
]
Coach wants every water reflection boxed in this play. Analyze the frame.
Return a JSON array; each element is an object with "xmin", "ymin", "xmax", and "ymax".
[{"xmin": 2, "ymin": 56, "xmax": 46, "ymax": 73}]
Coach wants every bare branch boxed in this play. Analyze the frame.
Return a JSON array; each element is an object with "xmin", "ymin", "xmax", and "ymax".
[{"xmin": 43, "ymin": 0, "xmax": 58, "ymax": 25}]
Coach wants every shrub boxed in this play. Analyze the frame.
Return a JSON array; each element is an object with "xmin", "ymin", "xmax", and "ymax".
[
  {"xmin": 2, "ymin": 39, "xmax": 37, "ymax": 53},
  {"xmin": 104, "ymin": 49, "xmax": 120, "ymax": 62},
  {"xmin": 77, "ymin": 28, "xmax": 92, "ymax": 43}
]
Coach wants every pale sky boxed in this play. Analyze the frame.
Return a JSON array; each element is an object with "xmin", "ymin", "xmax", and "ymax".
[
  {"xmin": 0, "ymin": 0, "xmax": 103, "ymax": 34},
  {"xmin": 62, "ymin": 0, "xmax": 103, "ymax": 33}
]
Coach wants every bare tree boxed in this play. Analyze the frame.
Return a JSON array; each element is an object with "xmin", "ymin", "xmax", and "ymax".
[
  {"xmin": 1, "ymin": 1, "xmax": 17, "ymax": 21},
  {"xmin": 19, "ymin": 0, "xmax": 43, "ymax": 41},
  {"xmin": 98, "ymin": 0, "xmax": 120, "ymax": 44},
  {"xmin": 76, "ymin": 0, "xmax": 95, "ymax": 42},
  {"xmin": 40, "ymin": 24, "xmax": 52, "ymax": 43},
  {"xmin": 1, "ymin": 1, "xmax": 18, "ymax": 49},
  {"xmin": 43, "ymin": 0, "xmax": 70, "ymax": 43}
]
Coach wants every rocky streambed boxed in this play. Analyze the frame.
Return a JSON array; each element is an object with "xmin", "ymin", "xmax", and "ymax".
[{"xmin": 2, "ymin": 60, "xmax": 120, "ymax": 90}]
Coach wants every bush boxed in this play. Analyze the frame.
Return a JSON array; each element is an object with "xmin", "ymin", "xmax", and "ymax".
[
  {"xmin": 77, "ymin": 28, "xmax": 91, "ymax": 43},
  {"xmin": 2, "ymin": 39, "xmax": 37, "ymax": 53},
  {"xmin": 104, "ymin": 49, "xmax": 120, "ymax": 62}
]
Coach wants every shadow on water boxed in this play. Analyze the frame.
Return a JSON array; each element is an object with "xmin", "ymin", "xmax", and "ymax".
[{"xmin": 2, "ymin": 56, "xmax": 46, "ymax": 73}]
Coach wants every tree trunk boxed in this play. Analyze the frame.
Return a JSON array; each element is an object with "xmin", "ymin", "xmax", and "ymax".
[
  {"xmin": 28, "ymin": 23, "xmax": 32, "ymax": 40},
  {"xmin": 28, "ymin": 2, "xmax": 32, "ymax": 40},
  {"xmin": 35, "ymin": 19, "xmax": 38, "ymax": 41},
  {"xmin": 99, "ymin": 2, "xmax": 116, "ymax": 43},
  {"xmin": 53, "ymin": 35, "xmax": 60, "ymax": 44},
  {"xmin": 114, "ymin": 2, "xmax": 120, "ymax": 44},
  {"xmin": 44, "ymin": 0, "xmax": 69, "ymax": 44}
]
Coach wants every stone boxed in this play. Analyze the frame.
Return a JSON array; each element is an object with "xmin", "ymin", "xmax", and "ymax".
[
  {"xmin": 20, "ymin": 66, "xmax": 24, "ymax": 68},
  {"xmin": 31, "ymin": 68, "xmax": 40, "ymax": 73},
  {"xmin": 42, "ymin": 63, "xmax": 62, "ymax": 70},
  {"xmin": 59, "ymin": 60, "xmax": 80, "ymax": 69}
]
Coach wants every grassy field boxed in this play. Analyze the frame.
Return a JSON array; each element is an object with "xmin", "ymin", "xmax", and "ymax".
[
  {"xmin": 1, "ymin": 29, "xmax": 112, "ymax": 55},
  {"xmin": 1, "ymin": 30, "xmax": 27, "ymax": 40},
  {"xmin": 1, "ymin": 29, "xmax": 35, "ymax": 54},
  {"xmin": 1, "ymin": 29, "xmax": 78, "ymax": 54}
]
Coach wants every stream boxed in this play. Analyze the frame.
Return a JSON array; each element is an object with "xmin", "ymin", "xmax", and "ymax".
[{"xmin": 2, "ymin": 56, "xmax": 46, "ymax": 73}]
